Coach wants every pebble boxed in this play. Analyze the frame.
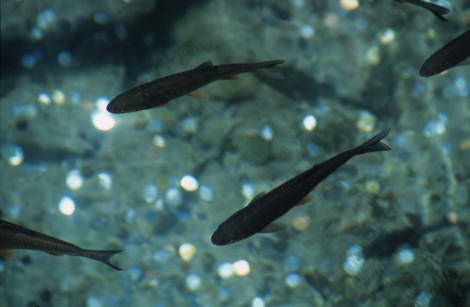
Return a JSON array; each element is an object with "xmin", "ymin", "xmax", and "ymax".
[
  {"xmin": 185, "ymin": 273, "xmax": 201, "ymax": 291},
  {"xmin": 179, "ymin": 243, "xmax": 196, "ymax": 262},
  {"xmin": 1, "ymin": 143, "xmax": 24, "ymax": 166},
  {"xmin": 165, "ymin": 187, "xmax": 182, "ymax": 207},
  {"xmin": 397, "ymin": 248, "xmax": 414, "ymax": 264},
  {"xmin": 364, "ymin": 180, "xmax": 380, "ymax": 194},
  {"xmin": 356, "ymin": 110, "xmax": 376, "ymax": 132},
  {"xmin": 180, "ymin": 175, "xmax": 199, "ymax": 192},
  {"xmin": 302, "ymin": 115, "xmax": 317, "ymax": 131},
  {"xmin": 252, "ymin": 296, "xmax": 265, "ymax": 307},
  {"xmin": 143, "ymin": 183, "xmax": 159, "ymax": 203},
  {"xmin": 283, "ymin": 253, "xmax": 300, "ymax": 271},
  {"xmin": 58, "ymin": 195, "xmax": 75, "ymax": 216},
  {"xmin": 218, "ymin": 262, "xmax": 234, "ymax": 279},
  {"xmin": 66, "ymin": 169, "xmax": 84, "ymax": 190},
  {"xmin": 199, "ymin": 184, "xmax": 213, "ymax": 201},
  {"xmin": 285, "ymin": 273, "xmax": 301, "ymax": 288},
  {"xmin": 233, "ymin": 259, "xmax": 250, "ymax": 276},
  {"xmin": 57, "ymin": 50, "xmax": 72, "ymax": 67},
  {"xmin": 21, "ymin": 54, "xmax": 36, "ymax": 69}
]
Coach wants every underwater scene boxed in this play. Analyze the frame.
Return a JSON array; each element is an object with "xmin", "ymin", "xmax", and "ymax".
[{"xmin": 1, "ymin": 0, "xmax": 469, "ymax": 306}]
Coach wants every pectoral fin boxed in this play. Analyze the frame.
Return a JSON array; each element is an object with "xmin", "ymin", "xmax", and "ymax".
[
  {"xmin": 0, "ymin": 249, "xmax": 14, "ymax": 258},
  {"xmin": 296, "ymin": 195, "xmax": 312, "ymax": 206},
  {"xmin": 188, "ymin": 90, "xmax": 206, "ymax": 100}
]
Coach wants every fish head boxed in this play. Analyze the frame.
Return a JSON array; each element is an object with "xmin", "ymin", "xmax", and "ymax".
[{"xmin": 211, "ymin": 219, "xmax": 257, "ymax": 246}]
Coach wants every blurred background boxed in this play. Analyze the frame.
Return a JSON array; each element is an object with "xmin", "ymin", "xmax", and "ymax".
[{"xmin": 1, "ymin": 0, "xmax": 469, "ymax": 306}]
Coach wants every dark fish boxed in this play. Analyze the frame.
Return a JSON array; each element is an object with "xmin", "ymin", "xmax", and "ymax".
[
  {"xmin": 211, "ymin": 129, "xmax": 391, "ymax": 246},
  {"xmin": 107, "ymin": 60, "xmax": 285, "ymax": 114},
  {"xmin": 395, "ymin": 0, "xmax": 451, "ymax": 21},
  {"xmin": 0, "ymin": 219, "xmax": 122, "ymax": 270},
  {"xmin": 420, "ymin": 29, "xmax": 470, "ymax": 77}
]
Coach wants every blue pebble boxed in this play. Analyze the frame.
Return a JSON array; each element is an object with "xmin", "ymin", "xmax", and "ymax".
[
  {"xmin": 178, "ymin": 210, "xmax": 189, "ymax": 221},
  {"xmin": 283, "ymin": 253, "xmax": 300, "ymax": 271},
  {"xmin": 21, "ymin": 54, "xmax": 36, "ymax": 69},
  {"xmin": 57, "ymin": 50, "xmax": 72, "ymax": 67},
  {"xmin": 127, "ymin": 265, "xmax": 143, "ymax": 282},
  {"xmin": 94, "ymin": 11, "xmax": 108, "ymax": 25},
  {"xmin": 306, "ymin": 143, "xmax": 319, "ymax": 157}
]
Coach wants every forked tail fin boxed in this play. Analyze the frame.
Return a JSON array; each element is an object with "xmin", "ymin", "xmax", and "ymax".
[
  {"xmin": 86, "ymin": 249, "xmax": 123, "ymax": 271},
  {"xmin": 354, "ymin": 128, "xmax": 392, "ymax": 155}
]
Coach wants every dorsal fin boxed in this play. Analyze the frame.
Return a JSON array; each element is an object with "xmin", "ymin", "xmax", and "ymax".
[
  {"xmin": 194, "ymin": 60, "xmax": 214, "ymax": 71},
  {"xmin": 250, "ymin": 191, "xmax": 266, "ymax": 202}
]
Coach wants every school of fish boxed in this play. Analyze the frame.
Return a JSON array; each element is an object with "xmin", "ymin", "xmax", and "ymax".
[{"xmin": 2, "ymin": 0, "xmax": 468, "ymax": 273}]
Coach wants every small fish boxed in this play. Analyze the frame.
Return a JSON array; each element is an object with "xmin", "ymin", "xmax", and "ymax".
[
  {"xmin": 211, "ymin": 129, "xmax": 391, "ymax": 246},
  {"xmin": 420, "ymin": 29, "xmax": 470, "ymax": 77},
  {"xmin": 0, "ymin": 219, "xmax": 122, "ymax": 270},
  {"xmin": 395, "ymin": 0, "xmax": 450, "ymax": 21},
  {"xmin": 107, "ymin": 60, "xmax": 285, "ymax": 114}
]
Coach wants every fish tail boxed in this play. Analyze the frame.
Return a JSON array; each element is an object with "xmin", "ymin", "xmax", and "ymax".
[
  {"xmin": 85, "ymin": 249, "xmax": 123, "ymax": 271},
  {"xmin": 353, "ymin": 128, "xmax": 392, "ymax": 155},
  {"xmin": 253, "ymin": 60, "xmax": 285, "ymax": 80}
]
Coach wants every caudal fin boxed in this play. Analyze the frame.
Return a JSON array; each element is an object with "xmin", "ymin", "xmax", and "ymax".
[
  {"xmin": 354, "ymin": 128, "xmax": 392, "ymax": 155},
  {"xmin": 254, "ymin": 60, "xmax": 285, "ymax": 80},
  {"xmin": 86, "ymin": 249, "xmax": 123, "ymax": 271}
]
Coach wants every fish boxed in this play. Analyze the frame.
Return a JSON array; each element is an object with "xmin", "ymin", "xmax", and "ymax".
[
  {"xmin": 419, "ymin": 29, "xmax": 470, "ymax": 77},
  {"xmin": 0, "ymin": 218, "xmax": 122, "ymax": 270},
  {"xmin": 394, "ymin": 0, "xmax": 451, "ymax": 21},
  {"xmin": 106, "ymin": 60, "xmax": 285, "ymax": 114},
  {"xmin": 211, "ymin": 128, "xmax": 392, "ymax": 246}
]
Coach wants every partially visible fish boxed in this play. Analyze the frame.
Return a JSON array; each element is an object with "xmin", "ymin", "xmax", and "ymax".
[
  {"xmin": 107, "ymin": 60, "xmax": 285, "ymax": 114},
  {"xmin": 395, "ymin": 0, "xmax": 451, "ymax": 21},
  {"xmin": 420, "ymin": 29, "xmax": 470, "ymax": 77},
  {"xmin": 0, "ymin": 219, "xmax": 122, "ymax": 270},
  {"xmin": 211, "ymin": 129, "xmax": 392, "ymax": 246}
]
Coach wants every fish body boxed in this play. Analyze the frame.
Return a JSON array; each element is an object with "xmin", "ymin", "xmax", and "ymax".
[
  {"xmin": 106, "ymin": 60, "xmax": 285, "ymax": 114},
  {"xmin": 0, "ymin": 219, "xmax": 122, "ymax": 270},
  {"xmin": 420, "ymin": 29, "xmax": 470, "ymax": 77},
  {"xmin": 211, "ymin": 129, "xmax": 391, "ymax": 245},
  {"xmin": 395, "ymin": 0, "xmax": 450, "ymax": 21}
]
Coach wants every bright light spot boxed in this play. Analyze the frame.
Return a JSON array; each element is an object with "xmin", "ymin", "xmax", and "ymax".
[
  {"xmin": 397, "ymin": 248, "xmax": 414, "ymax": 264},
  {"xmin": 343, "ymin": 255, "xmax": 364, "ymax": 275},
  {"xmin": 261, "ymin": 125, "xmax": 273, "ymax": 141},
  {"xmin": 340, "ymin": 0, "xmax": 359, "ymax": 11},
  {"xmin": 302, "ymin": 115, "xmax": 317, "ymax": 131},
  {"xmin": 356, "ymin": 110, "xmax": 376, "ymax": 132},
  {"xmin": 52, "ymin": 89, "xmax": 66, "ymax": 105},
  {"xmin": 233, "ymin": 259, "xmax": 250, "ymax": 276},
  {"xmin": 98, "ymin": 172, "xmax": 112, "ymax": 190},
  {"xmin": 199, "ymin": 184, "xmax": 213, "ymax": 201},
  {"xmin": 185, "ymin": 273, "xmax": 201, "ymax": 291},
  {"xmin": 66, "ymin": 169, "xmax": 83, "ymax": 190},
  {"xmin": 218, "ymin": 262, "xmax": 234, "ymax": 279},
  {"xmin": 252, "ymin": 296, "xmax": 265, "ymax": 307},
  {"xmin": 178, "ymin": 243, "xmax": 196, "ymax": 262},
  {"xmin": 366, "ymin": 45, "xmax": 380, "ymax": 65},
  {"xmin": 95, "ymin": 97, "xmax": 110, "ymax": 112},
  {"xmin": 59, "ymin": 195, "xmax": 75, "ymax": 215},
  {"xmin": 379, "ymin": 28, "xmax": 395, "ymax": 45},
  {"xmin": 300, "ymin": 25, "xmax": 315, "ymax": 40},
  {"xmin": 292, "ymin": 216, "xmax": 310, "ymax": 231},
  {"xmin": 153, "ymin": 134, "xmax": 166, "ymax": 148},
  {"xmin": 285, "ymin": 273, "xmax": 301, "ymax": 288},
  {"xmin": 242, "ymin": 183, "xmax": 255, "ymax": 199},
  {"xmin": 180, "ymin": 175, "xmax": 199, "ymax": 192},
  {"xmin": 143, "ymin": 183, "xmax": 158, "ymax": 203},
  {"xmin": 1, "ymin": 143, "xmax": 24, "ymax": 166},
  {"xmin": 91, "ymin": 110, "xmax": 115, "ymax": 131},
  {"xmin": 38, "ymin": 93, "xmax": 51, "ymax": 105}
]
